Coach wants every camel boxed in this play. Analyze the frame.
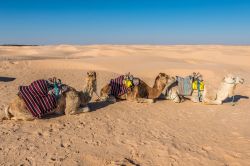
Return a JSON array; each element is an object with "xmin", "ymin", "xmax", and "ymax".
[
  {"xmin": 164, "ymin": 73, "xmax": 244, "ymax": 105},
  {"xmin": 203, "ymin": 74, "xmax": 244, "ymax": 105},
  {"xmin": 163, "ymin": 72, "xmax": 203, "ymax": 103},
  {"xmin": 100, "ymin": 73, "xmax": 175, "ymax": 103},
  {"xmin": 4, "ymin": 71, "xmax": 97, "ymax": 120}
]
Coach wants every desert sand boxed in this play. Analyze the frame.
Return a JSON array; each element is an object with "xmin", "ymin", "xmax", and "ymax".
[{"xmin": 0, "ymin": 45, "xmax": 249, "ymax": 166}]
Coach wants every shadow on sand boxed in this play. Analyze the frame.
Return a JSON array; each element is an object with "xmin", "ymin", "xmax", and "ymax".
[
  {"xmin": 43, "ymin": 100, "xmax": 114, "ymax": 119},
  {"xmin": 224, "ymin": 95, "xmax": 249, "ymax": 103},
  {"xmin": 42, "ymin": 113, "xmax": 64, "ymax": 120},
  {"xmin": 88, "ymin": 100, "xmax": 114, "ymax": 112},
  {"xmin": 0, "ymin": 77, "xmax": 16, "ymax": 82}
]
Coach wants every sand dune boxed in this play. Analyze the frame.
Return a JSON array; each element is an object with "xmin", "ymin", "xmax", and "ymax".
[{"xmin": 0, "ymin": 45, "xmax": 249, "ymax": 165}]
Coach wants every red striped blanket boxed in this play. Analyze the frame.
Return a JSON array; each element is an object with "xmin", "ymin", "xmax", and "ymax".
[
  {"xmin": 19, "ymin": 79, "xmax": 57, "ymax": 118},
  {"xmin": 110, "ymin": 75, "xmax": 128, "ymax": 97}
]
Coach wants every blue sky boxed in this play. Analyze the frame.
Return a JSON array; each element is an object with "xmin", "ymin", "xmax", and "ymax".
[{"xmin": 0, "ymin": 0, "xmax": 249, "ymax": 45}]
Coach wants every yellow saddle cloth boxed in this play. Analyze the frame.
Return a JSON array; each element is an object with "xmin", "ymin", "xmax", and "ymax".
[
  {"xmin": 124, "ymin": 79, "xmax": 133, "ymax": 88},
  {"xmin": 192, "ymin": 80, "xmax": 204, "ymax": 91}
]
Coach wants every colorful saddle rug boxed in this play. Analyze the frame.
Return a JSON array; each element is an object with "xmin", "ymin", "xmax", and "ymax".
[
  {"xmin": 109, "ymin": 74, "xmax": 140, "ymax": 97},
  {"xmin": 19, "ymin": 79, "xmax": 58, "ymax": 118},
  {"xmin": 176, "ymin": 76, "xmax": 193, "ymax": 96},
  {"xmin": 110, "ymin": 75, "xmax": 129, "ymax": 97}
]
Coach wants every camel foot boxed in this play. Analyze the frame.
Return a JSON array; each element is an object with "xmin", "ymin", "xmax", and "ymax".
[
  {"xmin": 203, "ymin": 100, "xmax": 222, "ymax": 105},
  {"xmin": 99, "ymin": 96, "xmax": 116, "ymax": 103},
  {"xmin": 137, "ymin": 98, "xmax": 155, "ymax": 103},
  {"xmin": 106, "ymin": 96, "xmax": 117, "ymax": 103},
  {"xmin": 80, "ymin": 106, "xmax": 90, "ymax": 113}
]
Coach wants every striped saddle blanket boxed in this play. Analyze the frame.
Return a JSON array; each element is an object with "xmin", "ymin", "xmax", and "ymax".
[
  {"xmin": 19, "ymin": 79, "xmax": 57, "ymax": 118},
  {"xmin": 110, "ymin": 75, "xmax": 129, "ymax": 97}
]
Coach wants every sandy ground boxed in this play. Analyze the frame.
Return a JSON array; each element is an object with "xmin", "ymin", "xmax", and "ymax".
[{"xmin": 0, "ymin": 45, "xmax": 249, "ymax": 166}]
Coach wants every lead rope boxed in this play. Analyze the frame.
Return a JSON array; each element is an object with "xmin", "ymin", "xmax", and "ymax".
[{"xmin": 197, "ymin": 80, "xmax": 201, "ymax": 102}]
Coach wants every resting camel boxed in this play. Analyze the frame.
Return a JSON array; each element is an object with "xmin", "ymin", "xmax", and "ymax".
[
  {"xmin": 163, "ymin": 72, "xmax": 203, "ymax": 103},
  {"xmin": 100, "ymin": 73, "xmax": 174, "ymax": 103},
  {"xmin": 165, "ymin": 73, "xmax": 244, "ymax": 105},
  {"xmin": 4, "ymin": 71, "xmax": 97, "ymax": 120},
  {"xmin": 203, "ymin": 74, "xmax": 244, "ymax": 105}
]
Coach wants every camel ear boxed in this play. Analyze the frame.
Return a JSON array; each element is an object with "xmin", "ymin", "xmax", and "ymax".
[
  {"xmin": 159, "ymin": 73, "xmax": 166, "ymax": 77},
  {"xmin": 155, "ymin": 75, "xmax": 160, "ymax": 80}
]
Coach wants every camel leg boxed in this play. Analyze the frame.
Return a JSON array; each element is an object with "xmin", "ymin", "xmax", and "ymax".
[
  {"xmin": 54, "ymin": 95, "xmax": 66, "ymax": 115},
  {"xmin": 11, "ymin": 108, "xmax": 35, "ymax": 121},
  {"xmin": 100, "ymin": 84, "xmax": 113, "ymax": 101},
  {"xmin": 99, "ymin": 95, "xmax": 116, "ymax": 103},
  {"xmin": 169, "ymin": 93, "xmax": 181, "ymax": 103},
  {"xmin": 65, "ymin": 91, "xmax": 92, "ymax": 115},
  {"xmin": 190, "ymin": 96, "xmax": 199, "ymax": 103},
  {"xmin": 67, "ymin": 106, "xmax": 90, "ymax": 115},
  {"xmin": 64, "ymin": 91, "xmax": 81, "ymax": 115},
  {"xmin": 78, "ymin": 106, "xmax": 91, "ymax": 113},
  {"xmin": 173, "ymin": 96, "xmax": 181, "ymax": 103},
  {"xmin": 203, "ymin": 99, "xmax": 222, "ymax": 105},
  {"xmin": 106, "ymin": 96, "xmax": 117, "ymax": 103},
  {"xmin": 11, "ymin": 115, "xmax": 34, "ymax": 121},
  {"xmin": 211, "ymin": 100, "xmax": 222, "ymax": 105},
  {"xmin": 6, "ymin": 97, "xmax": 35, "ymax": 121},
  {"xmin": 166, "ymin": 88, "xmax": 181, "ymax": 103},
  {"xmin": 136, "ymin": 98, "xmax": 155, "ymax": 103}
]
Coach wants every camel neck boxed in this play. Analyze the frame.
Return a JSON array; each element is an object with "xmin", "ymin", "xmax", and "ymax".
[
  {"xmin": 148, "ymin": 83, "xmax": 165, "ymax": 99},
  {"xmin": 83, "ymin": 83, "xmax": 94, "ymax": 96}
]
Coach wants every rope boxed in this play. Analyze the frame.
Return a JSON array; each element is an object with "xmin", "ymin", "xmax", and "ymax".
[
  {"xmin": 197, "ymin": 80, "xmax": 201, "ymax": 102},
  {"xmin": 94, "ymin": 91, "xmax": 102, "ymax": 100}
]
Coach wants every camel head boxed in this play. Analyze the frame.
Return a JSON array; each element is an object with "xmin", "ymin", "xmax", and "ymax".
[
  {"xmin": 223, "ymin": 74, "xmax": 244, "ymax": 85},
  {"xmin": 153, "ymin": 73, "xmax": 171, "ymax": 90},
  {"xmin": 192, "ymin": 72, "xmax": 203, "ymax": 81}
]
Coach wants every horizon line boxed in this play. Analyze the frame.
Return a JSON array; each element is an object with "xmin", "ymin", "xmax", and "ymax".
[{"xmin": 1, "ymin": 43, "xmax": 250, "ymax": 46}]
